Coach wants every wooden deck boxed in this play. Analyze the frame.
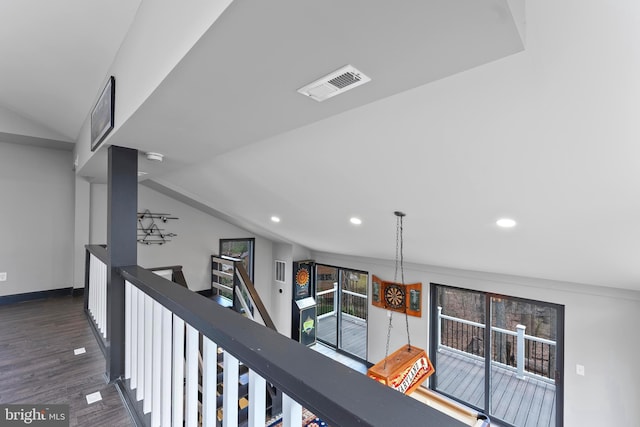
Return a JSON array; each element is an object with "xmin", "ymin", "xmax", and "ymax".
[
  {"xmin": 317, "ymin": 314, "xmax": 367, "ymax": 360},
  {"xmin": 436, "ymin": 349, "xmax": 556, "ymax": 427},
  {"xmin": 0, "ymin": 296, "xmax": 132, "ymax": 426},
  {"xmin": 310, "ymin": 342, "xmax": 368, "ymax": 373}
]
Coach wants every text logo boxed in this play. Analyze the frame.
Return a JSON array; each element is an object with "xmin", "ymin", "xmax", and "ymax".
[{"xmin": 0, "ymin": 405, "xmax": 69, "ymax": 427}]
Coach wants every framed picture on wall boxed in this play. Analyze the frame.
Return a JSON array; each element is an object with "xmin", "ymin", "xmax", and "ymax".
[
  {"xmin": 219, "ymin": 238, "xmax": 255, "ymax": 281},
  {"xmin": 91, "ymin": 76, "xmax": 115, "ymax": 151},
  {"xmin": 372, "ymin": 275, "xmax": 384, "ymax": 308}
]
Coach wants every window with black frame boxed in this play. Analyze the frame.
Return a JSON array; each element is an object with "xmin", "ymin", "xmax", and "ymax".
[
  {"xmin": 219, "ymin": 238, "xmax": 255, "ymax": 280},
  {"xmin": 215, "ymin": 238, "xmax": 255, "ymax": 301}
]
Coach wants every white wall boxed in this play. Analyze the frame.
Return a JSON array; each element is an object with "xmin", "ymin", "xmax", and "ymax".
[
  {"xmin": 271, "ymin": 243, "xmax": 293, "ymax": 335},
  {"xmin": 89, "ymin": 180, "xmax": 304, "ymax": 335},
  {"xmin": 73, "ymin": 176, "xmax": 90, "ymax": 288},
  {"xmin": 268, "ymin": 242, "xmax": 314, "ymax": 336},
  {"xmin": 0, "ymin": 105, "xmax": 70, "ymax": 141},
  {"xmin": 89, "ymin": 183, "xmax": 274, "ymax": 294},
  {"xmin": 75, "ymin": 0, "xmax": 233, "ymax": 171},
  {"xmin": 89, "ymin": 184, "xmax": 107, "ymax": 245},
  {"xmin": 0, "ymin": 142, "xmax": 74, "ymax": 296},
  {"xmin": 311, "ymin": 251, "xmax": 640, "ymax": 427}
]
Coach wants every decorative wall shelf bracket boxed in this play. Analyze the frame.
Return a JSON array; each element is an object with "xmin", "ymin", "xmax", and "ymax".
[{"xmin": 137, "ymin": 209, "xmax": 178, "ymax": 245}]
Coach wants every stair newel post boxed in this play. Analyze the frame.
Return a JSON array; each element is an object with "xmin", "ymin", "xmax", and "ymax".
[{"xmin": 106, "ymin": 145, "xmax": 138, "ymax": 382}]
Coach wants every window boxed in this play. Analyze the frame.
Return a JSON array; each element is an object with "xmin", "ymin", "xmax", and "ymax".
[
  {"xmin": 430, "ymin": 284, "xmax": 564, "ymax": 427},
  {"xmin": 219, "ymin": 238, "xmax": 255, "ymax": 281}
]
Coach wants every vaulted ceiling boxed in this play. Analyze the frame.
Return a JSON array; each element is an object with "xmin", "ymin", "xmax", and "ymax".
[{"xmin": 3, "ymin": 1, "xmax": 640, "ymax": 291}]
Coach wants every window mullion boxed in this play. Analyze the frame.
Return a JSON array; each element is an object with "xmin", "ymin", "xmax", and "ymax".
[{"xmin": 484, "ymin": 294, "xmax": 492, "ymax": 414}]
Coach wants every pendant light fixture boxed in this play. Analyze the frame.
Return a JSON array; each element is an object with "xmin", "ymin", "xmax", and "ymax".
[{"xmin": 367, "ymin": 211, "xmax": 434, "ymax": 395}]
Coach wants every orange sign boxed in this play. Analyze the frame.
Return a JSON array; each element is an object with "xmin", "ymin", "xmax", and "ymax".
[{"xmin": 368, "ymin": 345, "xmax": 434, "ymax": 396}]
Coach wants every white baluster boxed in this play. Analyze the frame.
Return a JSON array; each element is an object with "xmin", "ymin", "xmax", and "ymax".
[
  {"xmin": 202, "ymin": 337, "xmax": 218, "ymax": 427},
  {"xmin": 144, "ymin": 294, "xmax": 153, "ymax": 414},
  {"xmin": 130, "ymin": 286, "xmax": 138, "ymax": 390},
  {"xmin": 101, "ymin": 260, "xmax": 107, "ymax": 338},
  {"xmin": 125, "ymin": 281, "xmax": 132, "ymax": 380},
  {"xmin": 92, "ymin": 255, "xmax": 97, "ymax": 320},
  {"xmin": 88, "ymin": 255, "xmax": 95, "ymax": 319},
  {"xmin": 172, "ymin": 316, "xmax": 185, "ymax": 427},
  {"xmin": 185, "ymin": 324, "xmax": 199, "ymax": 427},
  {"xmin": 223, "ymin": 352, "xmax": 239, "ymax": 427},
  {"xmin": 248, "ymin": 370, "xmax": 266, "ymax": 427},
  {"xmin": 161, "ymin": 306, "xmax": 172, "ymax": 426},
  {"xmin": 136, "ymin": 290, "xmax": 145, "ymax": 401},
  {"xmin": 282, "ymin": 393, "xmax": 302, "ymax": 427},
  {"xmin": 151, "ymin": 300, "xmax": 162, "ymax": 427},
  {"xmin": 102, "ymin": 263, "xmax": 109, "ymax": 338}
]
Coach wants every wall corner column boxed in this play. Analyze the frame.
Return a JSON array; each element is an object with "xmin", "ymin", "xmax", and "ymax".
[{"xmin": 107, "ymin": 145, "xmax": 138, "ymax": 382}]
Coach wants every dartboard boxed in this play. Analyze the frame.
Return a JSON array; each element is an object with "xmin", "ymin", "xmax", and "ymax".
[{"xmin": 384, "ymin": 284, "xmax": 405, "ymax": 309}]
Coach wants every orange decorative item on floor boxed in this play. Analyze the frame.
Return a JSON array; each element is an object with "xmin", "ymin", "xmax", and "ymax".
[{"xmin": 368, "ymin": 344, "xmax": 434, "ymax": 395}]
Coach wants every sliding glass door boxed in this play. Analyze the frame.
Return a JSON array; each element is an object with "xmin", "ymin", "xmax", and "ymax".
[
  {"xmin": 316, "ymin": 265, "xmax": 339, "ymax": 347},
  {"xmin": 430, "ymin": 284, "xmax": 564, "ymax": 427},
  {"xmin": 432, "ymin": 287, "xmax": 487, "ymax": 409},
  {"xmin": 315, "ymin": 264, "xmax": 368, "ymax": 361}
]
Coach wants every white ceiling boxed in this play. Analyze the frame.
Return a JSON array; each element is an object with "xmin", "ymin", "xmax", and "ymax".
[
  {"xmin": 3, "ymin": 1, "xmax": 640, "ymax": 291},
  {"xmin": 0, "ymin": 0, "xmax": 140, "ymax": 142}
]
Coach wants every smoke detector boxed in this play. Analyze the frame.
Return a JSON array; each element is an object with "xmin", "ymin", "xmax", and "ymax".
[
  {"xmin": 146, "ymin": 152, "xmax": 164, "ymax": 162},
  {"xmin": 297, "ymin": 65, "xmax": 371, "ymax": 102}
]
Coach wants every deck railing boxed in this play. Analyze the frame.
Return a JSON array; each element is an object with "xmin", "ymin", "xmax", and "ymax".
[
  {"xmin": 437, "ymin": 307, "xmax": 556, "ymax": 381},
  {"xmin": 341, "ymin": 289, "xmax": 367, "ymax": 319},
  {"xmin": 316, "ymin": 285, "xmax": 336, "ymax": 318},
  {"xmin": 85, "ymin": 246, "xmax": 467, "ymax": 427},
  {"xmin": 316, "ymin": 284, "xmax": 367, "ymax": 320}
]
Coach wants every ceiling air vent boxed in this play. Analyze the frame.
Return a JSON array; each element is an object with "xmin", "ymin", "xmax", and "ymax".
[{"xmin": 297, "ymin": 65, "xmax": 371, "ymax": 102}]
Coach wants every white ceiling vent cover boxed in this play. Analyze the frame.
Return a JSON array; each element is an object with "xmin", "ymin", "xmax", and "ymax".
[{"xmin": 297, "ymin": 65, "xmax": 371, "ymax": 102}]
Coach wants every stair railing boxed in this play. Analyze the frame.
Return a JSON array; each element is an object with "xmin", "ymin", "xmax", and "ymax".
[
  {"xmin": 211, "ymin": 255, "xmax": 276, "ymax": 331},
  {"xmin": 85, "ymin": 246, "xmax": 470, "ymax": 427},
  {"xmin": 232, "ymin": 259, "xmax": 276, "ymax": 331},
  {"xmin": 84, "ymin": 245, "xmax": 109, "ymax": 357}
]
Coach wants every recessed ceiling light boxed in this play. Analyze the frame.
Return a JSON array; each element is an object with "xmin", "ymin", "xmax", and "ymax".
[
  {"xmin": 496, "ymin": 218, "xmax": 517, "ymax": 228},
  {"xmin": 271, "ymin": 216, "xmax": 281, "ymax": 223},
  {"xmin": 350, "ymin": 217, "xmax": 362, "ymax": 225}
]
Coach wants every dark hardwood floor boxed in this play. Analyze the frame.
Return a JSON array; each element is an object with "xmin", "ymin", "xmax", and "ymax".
[{"xmin": 0, "ymin": 295, "xmax": 133, "ymax": 426}]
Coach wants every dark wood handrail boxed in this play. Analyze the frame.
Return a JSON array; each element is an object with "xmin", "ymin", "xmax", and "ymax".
[
  {"xmin": 119, "ymin": 265, "xmax": 468, "ymax": 427},
  {"xmin": 147, "ymin": 265, "xmax": 183, "ymax": 272},
  {"xmin": 147, "ymin": 265, "xmax": 189, "ymax": 289},
  {"xmin": 86, "ymin": 244, "xmax": 108, "ymax": 263},
  {"xmin": 233, "ymin": 261, "xmax": 277, "ymax": 331}
]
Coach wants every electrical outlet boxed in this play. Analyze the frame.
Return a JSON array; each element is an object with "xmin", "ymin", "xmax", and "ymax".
[
  {"xmin": 576, "ymin": 364, "xmax": 585, "ymax": 376},
  {"xmin": 0, "ymin": 272, "xmax": 6, "ymax": 281}
]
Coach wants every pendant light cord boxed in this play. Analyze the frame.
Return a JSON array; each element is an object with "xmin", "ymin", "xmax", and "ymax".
[
  {"xmin": 384, "ymin": 212, "xmax": 411, "ymax": 369},
  {"xmin": 399, "ymin": 214, "xmax": 411, "ymax": 351}
]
